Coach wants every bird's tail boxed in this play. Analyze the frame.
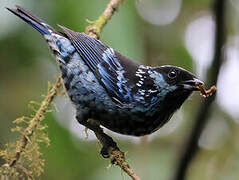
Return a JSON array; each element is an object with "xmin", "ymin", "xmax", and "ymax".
[{"xmin": 7, "ymin": 5, "xmax": 58, "ymax": 35}]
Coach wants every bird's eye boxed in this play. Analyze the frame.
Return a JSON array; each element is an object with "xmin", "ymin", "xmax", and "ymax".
[{"xmin": 168, "ymin": 70, "xmax": 177, "ymax": 79}]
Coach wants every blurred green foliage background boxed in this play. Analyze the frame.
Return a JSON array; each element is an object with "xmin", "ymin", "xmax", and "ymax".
[{"xmin": 1, "ymin": 0, "xmax": 239, "ymax": 179}]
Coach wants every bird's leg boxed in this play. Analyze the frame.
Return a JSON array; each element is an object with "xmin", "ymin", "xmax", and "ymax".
[
  {"xmin": 94, "ymin": 127, "xmax": 120, "ymax": 158},
  {"xmin": 76, "ymin": 115, "xmax": 120, "ymax": 158}
]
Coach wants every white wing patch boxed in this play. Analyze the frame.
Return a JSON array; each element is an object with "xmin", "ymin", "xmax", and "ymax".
[
  {"xmin": 135, "ymin": 65, "xmax": 159, "ymax": 100},
  {"xmin": 135, "ymin": 65, "xmax": 148, "ymax": 87}
]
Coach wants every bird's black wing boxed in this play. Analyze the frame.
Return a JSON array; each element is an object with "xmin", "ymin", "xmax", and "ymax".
[{"xmin": 59, "ymin": 25, "xmax": 138, "ymax": 104}]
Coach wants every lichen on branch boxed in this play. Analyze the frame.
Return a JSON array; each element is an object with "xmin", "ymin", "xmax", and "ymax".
[{"xmin": 0, "ymin": 77, "xmax": 62, "ymax": 179}]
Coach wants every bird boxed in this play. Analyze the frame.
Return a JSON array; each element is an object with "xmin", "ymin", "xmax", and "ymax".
[{"xmin": 7, "ymin": 5, "xmax": 204, "ymax": 157}]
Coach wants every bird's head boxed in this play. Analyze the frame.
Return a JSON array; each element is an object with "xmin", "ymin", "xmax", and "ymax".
[
  {"xmin": 156, "ymin": 65, "xmax": 203, "ymax": 92},
  {"xmin": 151, "ymin": 65, "xmax": 203, "ymax": 110}
]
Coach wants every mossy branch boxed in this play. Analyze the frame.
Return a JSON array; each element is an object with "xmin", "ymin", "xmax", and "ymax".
[
  {"xmin": 9, "ymin": 77, "xmax": 62, "ymax": 168},
  {"xmin": 86, "ymin": 0, "xmax": 124, "ymax": 39},
  {"xmin": 1, "ymin": 0, "xmax": 141, "ymax": 180},
  {"xmin": 0, "ymin": 77, "xmax": 62, "ymax": 179}
]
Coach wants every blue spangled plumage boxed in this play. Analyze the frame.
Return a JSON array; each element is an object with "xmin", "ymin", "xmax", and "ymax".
[
  {"xmin": 7, "ymin": 6, "xmax": 204, "ymax": 140},
  {"xmin": 59, "ymin": 26, "xmax": 133, "ymax": 104}
]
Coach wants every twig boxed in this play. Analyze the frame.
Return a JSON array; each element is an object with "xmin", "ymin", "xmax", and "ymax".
[
  {"xmin": 9, "ymin": 77, "xmax": 62, "ymax": 167},
  {"xmin": 86, "ymin": 0, "xmax": 124, "ymax": 39},
  {"xmin": 174, "ymin": 0, "xmax": 226, "ymax": 179},
  {"xmin": 85, "ymin": 1, "xmax": 141, "ymax": 179},
  {"xmin": 110, "ymin": 149, "xmax": 141, "ymax": 180}
]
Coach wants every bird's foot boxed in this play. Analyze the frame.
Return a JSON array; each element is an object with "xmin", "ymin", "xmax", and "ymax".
[
  {"xmin": 98, "ymin": 133, "xmax": 120, "ymax": 159},
  {"xmin": 100, "ymin": 141, "xmax": 120, "ymax": 159}
]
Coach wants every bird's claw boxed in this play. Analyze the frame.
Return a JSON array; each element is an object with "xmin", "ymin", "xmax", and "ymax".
[{"xmin": 100, "ymin": 142, "xmax": 120, "ymax": 159}]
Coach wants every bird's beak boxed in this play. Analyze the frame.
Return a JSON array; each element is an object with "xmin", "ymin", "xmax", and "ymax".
[{"xmin": 180, "ymin": 78, "xmax": 204, "ymax": 91}]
